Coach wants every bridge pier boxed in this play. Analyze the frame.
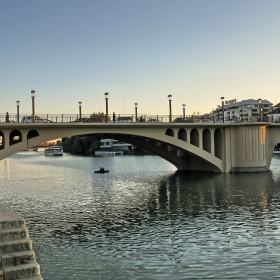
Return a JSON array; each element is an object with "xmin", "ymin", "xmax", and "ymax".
[{"xmin": 227, "ymin": 125, "xmax": 274, "ymax": 173}]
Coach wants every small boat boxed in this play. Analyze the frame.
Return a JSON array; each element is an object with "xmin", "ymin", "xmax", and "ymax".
[
  {"xmin": 94, "ymin": 167, "xmax": 109, "ymax": 173},
  {"xmin": 45, "ymin": 146, "xmax": 63, "ymax": 156}
]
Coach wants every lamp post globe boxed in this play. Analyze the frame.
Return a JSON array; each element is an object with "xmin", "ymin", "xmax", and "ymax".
[
  {"xmin": 167, "ymin": 95, "xmax": 172, "ymax": 122},
  {"xmin": 104, "ymin": 92, "xmax": 109, "ymax": 122},
  {"xmin": 78, "ymin": 101, "xmax": 82, "ymax": 122},
  {"xmin": 220, "ymin": 97, "xmax": 225, "ymax": 123},
  {"xmin": 182, "ymin": 104, "xmax": 186, "ymax": 119},
  {"xmin": 31, "ymin": 90, "xmax": 36, "ymax": 122},
  {"xmin": 16, "ymin": 101, "xmax": 20, "ymax": 123},
  {"xmin": 134, "ymin": 103, "xmax": 138, "ymax": 122}
]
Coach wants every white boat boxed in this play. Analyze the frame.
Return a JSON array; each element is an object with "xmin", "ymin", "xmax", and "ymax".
[
  {"xmin": 45, "ymin": 146, "xmax": 63, "ymax": 156},
  {"xmin": 95, "ymin": 150, "xmax": 123, "ymax": 156}
]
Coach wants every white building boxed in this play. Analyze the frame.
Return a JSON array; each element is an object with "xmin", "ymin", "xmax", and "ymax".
[
  {"xmin": 213, "ymin": 99, "xmax": 273, "ymax": 122},
  {"xmin": 95, "ymin": 139, "xmax": 134, "ymax": 156}
]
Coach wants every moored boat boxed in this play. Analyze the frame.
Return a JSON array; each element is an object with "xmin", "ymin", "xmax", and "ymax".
[{"xmin": 45, "ymin": 146, "xmax": 63, "ymax": 156}]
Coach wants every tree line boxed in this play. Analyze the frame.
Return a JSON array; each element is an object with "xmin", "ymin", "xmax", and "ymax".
[
  {"xmin": 62, "ymin": 135, "xmax": 100, "ymax": 156},
  {"xmin": 62, "ymin": 112, "xmax": 104, "ymax": 155}
]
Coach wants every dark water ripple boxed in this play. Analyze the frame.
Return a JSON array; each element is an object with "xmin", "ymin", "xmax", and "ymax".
[{"xmin": 1, "ymin": 152, "xmax": 280, "ymax": 279}]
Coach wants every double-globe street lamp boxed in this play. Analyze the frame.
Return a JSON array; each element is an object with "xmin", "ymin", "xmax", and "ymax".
[
  {"xmin": 135, "ymin": 103, "xmax": 138, "ymax": 122},
  {"xmin": 104, "ymin": 92, "xmax": 109, "ymax": 122},
  {"xmin": 31, "ymin": 90, "xmax": 35, "ymax": 123},
  {"xmin": 16, "ymin": 101, "xmax": 20, "ymax": 123},
  {"xmin": 78, "ymin": 102, "xmax": 82, "ymax": 122},
  {"xmin": 168, "ymin": 95, "xmax": 172, "ymax": 122}
]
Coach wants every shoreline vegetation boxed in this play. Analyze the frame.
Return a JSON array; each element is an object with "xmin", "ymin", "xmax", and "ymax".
[
  {"xmin": 62, "ymin": 136, "xmax": 150, "ymax": 156},
  {"xmin": 62, "ymin": 136, "xmax": 100, "ymax": 156}
]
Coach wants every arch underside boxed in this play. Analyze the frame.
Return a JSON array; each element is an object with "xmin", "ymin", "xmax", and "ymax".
[{"xmin": 100, "ymin": 133, "xmax": 222, "ymax": 172}]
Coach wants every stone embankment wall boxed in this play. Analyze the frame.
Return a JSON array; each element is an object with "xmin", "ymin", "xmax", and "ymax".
[{"xmin": 0, "ymin": 204, "xmax": 42, "ymax": 280}]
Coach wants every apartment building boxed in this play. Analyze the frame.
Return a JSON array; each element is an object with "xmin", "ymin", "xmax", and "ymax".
[{"xmin": 213, "ymin": 99, "xmax": 273, "ymax": 122}]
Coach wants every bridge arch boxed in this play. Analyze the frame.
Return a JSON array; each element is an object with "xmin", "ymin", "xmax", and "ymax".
[
  {"xmin": 9, "ymin": 130, "xmax": 22, "ymax": 146},
  {"xmin": 27, "ymin": 130, "xmax": 40, "ymax": 140},
  {"xmin": 165, "ymin": 128, "xmax": 174, "ymax": 137},
  {"xmin": 203, "ymin": 128, "xmax": 211, "ymax": 153},
  {"xmin": 214, "ymin": 129, "xmax": 222, "ymax": 159},
  {"xmin": 190, "ymin": 129, "xmax": 199, "ymax": 147},
  {"xmin": 100, "ymin": 127, "xmax": 223, "ymax": 172},
  {"xmin": 0, "ymin": 131, "xmax": 4, "ymax": 150},
  {"xmin": 178, "ymin": 128, "xmax": 187, "ymax": 142}
]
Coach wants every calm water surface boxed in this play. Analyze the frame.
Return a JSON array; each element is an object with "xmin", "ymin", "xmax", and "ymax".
[{"xmin": 1, "ymin": 152, "xmax": 280, "ymax": 279}]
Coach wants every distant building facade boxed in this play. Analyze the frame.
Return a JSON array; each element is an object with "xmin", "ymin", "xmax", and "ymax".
[
  {"xmin": 95, "ymin": 139, "xmax": 134, "ymax": 156},
  {"xmin": 38, "ymin": 138, "xmax": 62, "ymax": 146},
  {"xmin": 212, "ymin": 99, "xmax": 273, "ymax": 122}
]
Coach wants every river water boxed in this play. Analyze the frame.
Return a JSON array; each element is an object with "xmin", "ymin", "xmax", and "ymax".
[{"xmin": 1, "ymin": 152, "xmax": 280, "ymax": 279}]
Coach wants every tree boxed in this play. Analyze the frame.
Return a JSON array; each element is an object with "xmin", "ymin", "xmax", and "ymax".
[
  {"xmin": 62, "ymin": 135, "xmax": 100, "ymax": 156},
  {"xmin": 90, "ymin": 111, "xmax": 110, "ymax": 121}
]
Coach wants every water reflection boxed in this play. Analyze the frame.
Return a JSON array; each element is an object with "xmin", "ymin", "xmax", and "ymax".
[
  {"xmin": 2, "ymin": 153, "xmax": 280, "ymax": 279},
  {"xmin": 27, "ymin": 170, "xmax": 280, "ymax": 245}
]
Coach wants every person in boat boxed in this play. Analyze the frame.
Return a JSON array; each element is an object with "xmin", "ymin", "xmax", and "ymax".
[{"xmin": 100, "ymin": 167, "xmax": 104, "ymax": 171}]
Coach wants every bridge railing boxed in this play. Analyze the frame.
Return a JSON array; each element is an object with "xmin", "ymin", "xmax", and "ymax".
[
  {"xmin": 0, "ymin": 113, "xmax": 270, "ymax": 124},
  {"xmin": 0, "ymin": 113, "xmax": 188, "ymax": 123}
]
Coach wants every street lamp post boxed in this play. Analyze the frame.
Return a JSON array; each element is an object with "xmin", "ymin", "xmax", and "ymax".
[
  {"xmin": 135, "ymin": 103, "xmax": 138, "ymax": 122},
  {"xmin": 104, "ymin": 92, "xmax": 109, "ymax": 122},
  {"xmin": 16, "ymin": 101, "xmax": 20, "ymax": 123},
  {"xmin": 182, "ymin": 104, "xmax": 186, "ymax": 119},
  {"xmin": 258, "ymin": 98, "xmax": 262, "ymax": 122},
  {"xmin": 31, "ymin": 90, "xmax": 35, "ymax": 122},
  {"xmin": 212, "ymin": 108, "xmax": 215, "ymax": 123},
  {"xmin": 168, "ymin": 95, "xmax": 172, "ymax": 122},
  {"xmin": 78, "ymin": 102, "xmax": 82, "ymax": 122},
  {"xmin": 221, "ymin": 97, "xmax": 225, "ymax": 123}
]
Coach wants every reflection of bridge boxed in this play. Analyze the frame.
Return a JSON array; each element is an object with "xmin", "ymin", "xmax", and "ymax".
[{"xmin": 1, "ymin": 122, "xmax": 280, "ymax": 173}]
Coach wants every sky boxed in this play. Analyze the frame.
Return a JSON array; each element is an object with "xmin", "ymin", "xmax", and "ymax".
[{"xmin": 1, "ymin": 0, "xmax": 280, "ymax": 117}]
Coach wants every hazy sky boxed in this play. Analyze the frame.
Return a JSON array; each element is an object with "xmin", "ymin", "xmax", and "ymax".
[{"xmin": 1, "ymin": 0, "xmax": 280, "ymax": 116}]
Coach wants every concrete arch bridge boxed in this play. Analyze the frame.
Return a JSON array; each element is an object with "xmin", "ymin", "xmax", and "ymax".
[{"xmin": 0, "ymin": 122, "xmax": 279, "ymax": 173}]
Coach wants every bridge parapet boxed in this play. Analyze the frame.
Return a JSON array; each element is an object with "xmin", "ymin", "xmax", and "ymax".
[{"xmin": 0, "ymin": 112, "xmax": 269, "ymax": 124}]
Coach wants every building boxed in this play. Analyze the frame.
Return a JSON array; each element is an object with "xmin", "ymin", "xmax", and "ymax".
[
  {"xmin": 212, "ymin": 99, "xmax": 273, "ymax": 122},
  {"xmin": 95, "ymin": 139, "xmax": 134, "ymax": 156},
  {"xmin": 267, "ymin": 102, "xmax": 280, "ymax": 122},
  {"xmin": 39, "ymin": 138, "xmax": 62, "ymax": 146}
]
